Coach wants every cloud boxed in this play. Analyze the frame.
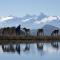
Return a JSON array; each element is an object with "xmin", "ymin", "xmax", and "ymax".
[
  {"xmin": 0, "ymin": 17, "xmax": 13, "ymax": 22},
  {"xmin": 22, "ymin": 18, "xmax": 32, "ymax": 22},
  {"xmin": 34, "ymin": 16, "xmax": 58, "ymax": 24}
]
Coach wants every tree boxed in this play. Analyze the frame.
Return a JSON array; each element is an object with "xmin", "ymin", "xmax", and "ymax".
[
  {"xmin": 23, "ymin": 28, "xmax": 30, "ymax": 36},
  {"xmin": 37, "ymin": 29, "xmax": 44, "ymax": 36}
]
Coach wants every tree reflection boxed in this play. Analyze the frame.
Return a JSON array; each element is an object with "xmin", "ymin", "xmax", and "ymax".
[
  {"xmin": 2, "ymin": 44, "xmax": 15, "ymax": 52},
  {"xmin": 1, "ymin": 42, "xmax": 60, "ymax": 55},
  {"xmin": 16, "ymin": 44, "xmax": 20, "ymax": 54},
  {"xmin": 2, "ymin": 44, "xmax": 20, "ymax": 54},
  {"xmin": 24, "ymin": 43, "xmax": 30, "ymax": 52},
  {"xmin": 51, "ymin": 41, "xmax": 59, "ymax": 49},
  {"xmin": 37, "ymin": 43, "xmax": 44, "ymax": 56}
]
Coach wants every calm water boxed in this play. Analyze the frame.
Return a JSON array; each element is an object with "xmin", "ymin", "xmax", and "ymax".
[{"xmin": 0, "ymin": 42, "xmax": 60, "ymax": 60}]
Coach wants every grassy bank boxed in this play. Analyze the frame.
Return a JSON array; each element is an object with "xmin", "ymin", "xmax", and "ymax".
[{"xmin": 0, "ymin": 35, "xmax": 60, "ymax": 44}]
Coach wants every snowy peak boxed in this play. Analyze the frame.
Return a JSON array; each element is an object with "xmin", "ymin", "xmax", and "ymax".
[
  {"xmin": 0, "ymin": 13, "xmax": 60, "ymax": 29},
  {"xmin": 37, "ymin": 12, "xmax": 47, "ymax": 20}
]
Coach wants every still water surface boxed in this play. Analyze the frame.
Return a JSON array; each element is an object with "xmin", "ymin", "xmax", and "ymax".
[{"xmin": 0, "ymin": 42, "xmax": 60, "ymax": 60}]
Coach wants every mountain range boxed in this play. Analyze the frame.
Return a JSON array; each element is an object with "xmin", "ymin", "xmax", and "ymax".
[{"xmin": 0, "ymin": 13, "xmax": 60, "ymax": 30}]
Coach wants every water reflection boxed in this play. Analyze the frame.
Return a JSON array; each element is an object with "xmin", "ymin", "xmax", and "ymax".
[
  {"xmin": 24, "ymin": 43, "xmax": 30, "ymax": 52},
  {"xmin": 0, "ymin": 42, "xmax": 60, "ymax": 60},
  {"xmin": 37, "ymin": 43, "xmax": 44, "ymax": 56},
  {"xmin": 0, "ymin": 42, "xmax": 60, "ymax": 56},
  {"xmin": 2, "ymin": 44, "xmax": 20, "ymax": 54},
  {"xmin": 2, "ymin": 44, "xmax": 15, "ymax": 52},
  {"xmin": 16, "ymin": 44, "xmax": 20, "ymax": 54},
  {"xmin": 51, "ymin": 42, "xmax": 59, "ymax": 49},
  {"xmin": 37, "ymin": 43, "xmax": 43, "ymax": 50}
]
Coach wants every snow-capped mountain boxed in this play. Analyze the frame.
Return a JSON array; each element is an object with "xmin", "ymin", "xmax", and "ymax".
[
  {"xmin": 31, "ymin": 25, "xmax": 60, "ymax": 36},
  {"xmin": 42, "ymin": 25, "xmax": 60, "ymax": 36},
  {"xmin": 0, "ymin": 13, "xmax": 60, "ymax": 29}
]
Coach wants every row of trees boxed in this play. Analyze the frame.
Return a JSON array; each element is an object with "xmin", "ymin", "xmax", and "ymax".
[
  {"xmin": 37, "ymin": 29, "xmax": 59, "ymax": 36},
  {"xmin": 0, "ymin": 25, "xmax": 30, "ymax": 36},
  {"xmin": 0, "ymin": 25, "xmax": 59, "ymax": 36}
]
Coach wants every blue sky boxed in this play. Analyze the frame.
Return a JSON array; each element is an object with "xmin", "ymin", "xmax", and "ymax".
[{"xmin": 0, "ymin": 0, "xmax": 60, "ymax": 17}]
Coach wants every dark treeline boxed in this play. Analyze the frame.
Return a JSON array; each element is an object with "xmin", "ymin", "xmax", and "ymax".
[
  {"xmin": 0, "ymin": 25, "xmax": 30, "ymax": 36},
  {"xmin": 0, "ymin": 25, "xmax": 59, "ymax": 36}
]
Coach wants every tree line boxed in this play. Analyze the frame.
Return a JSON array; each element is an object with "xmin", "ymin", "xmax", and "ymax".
[{"xmin": 0, "ymin": 25, "xmax": 59, "ymax": 36}]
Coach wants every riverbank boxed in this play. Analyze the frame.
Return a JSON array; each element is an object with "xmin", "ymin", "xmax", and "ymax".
[{"xmin": 0, "ymin": 35, "xmax": 60, "ymax": 44}]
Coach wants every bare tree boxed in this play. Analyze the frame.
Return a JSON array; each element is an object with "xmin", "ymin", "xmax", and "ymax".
[
  {"xmin": 37, "ymin": 29, "xmax": 44, "ymax": 36},
  {"xmin": 51, "ymin": 30, "xmax": 59, "ymax": 36}
]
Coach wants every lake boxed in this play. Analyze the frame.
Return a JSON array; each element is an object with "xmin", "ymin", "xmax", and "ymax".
[{"xmin": 0, "ymin": 42, "xmax": 60, "ymax": 60}]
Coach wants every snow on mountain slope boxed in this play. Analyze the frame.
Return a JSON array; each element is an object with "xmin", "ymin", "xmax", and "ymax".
[
  {"xmin": 42, "ymin": 24, "xmax": 60, "ymax": 36},
  {"xmin": 0, "ymin": 13, "xmax": 60, "ymax": 29},
  {"xmin": 31, "ymin": 25, "xmax": 60, "ymax": 36},
  {"xmin": 34, "ymin": 16, "xmax": 57, "ymax": 24}
]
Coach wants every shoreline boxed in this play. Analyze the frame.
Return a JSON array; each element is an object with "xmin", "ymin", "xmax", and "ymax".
[{"xmin": 0, "ymin": 35, "xmax": 60, "ymax": 44}]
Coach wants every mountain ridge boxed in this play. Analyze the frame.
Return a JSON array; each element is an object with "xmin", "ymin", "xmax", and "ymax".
[{"xmin": 0, "ymin": 13, "xmax": 60, "ymax": 29}]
